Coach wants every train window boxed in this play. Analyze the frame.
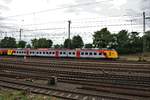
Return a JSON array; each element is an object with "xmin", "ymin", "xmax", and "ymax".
[
  {"xmin": 46, "ymin": 52, "xmax": 48, "ymax": 54},
  {"xmin": 49, "ymin": 52, "xmax": 51, "ymax": 54},
  {"xmin": 85, "ymin": 52, "xmax": 88, "ymax": 55},
  {"xmin": 43, "ymin": 52, "xmax": 45, "ymax": 54},
  {"xmin": 89, "ymin": 52, "xmax": 92, "ymax": 55},
  {"xmin": 81, "ymin": 52, "xmax": 84, "ymax": 55},
  {"xmin": 69, "ymin": 52, "xmax": 71, "ymax": 55},
  {"xmin": 37, "ymin": 52, "xmax": 39, "ymax": 54},
  {"xmin": 40, "ymin": 52, "xmax": 42, "ymax": 54},
  {"xmin": 73, "ymin": 52, "xmax": 75, "ymax": 55},
  {"xmin": 94, "ymin": 52, "xmax": 97, "ymax": 55},
  {"xmin": 99, "ymin": 53, "xmax": 102, "ymax": 55},
  {"xmin": 16, "ymin": 51, "xmax": 18, "ymax": 53},
  {"xmin": 63, "ymin": 52, "xmax": 66, "ymax": 54},
  {"xmin": 53, "ymin": 52, "xmax": 55, "ymax": 54},
  {"xmin": 60, "ymin": 52, "xmax": 62, "ymax": 54}
]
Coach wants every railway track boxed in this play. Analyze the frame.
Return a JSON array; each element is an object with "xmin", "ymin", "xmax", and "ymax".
[
  {"xmin": 0, "ymin": 75, "xmax": 149, "ymax": 100},
  {"xmin": 1, "ymin": 58, "xmax": 150, "ymax": 70},
  {"xmin": 0, "ymin": 57, "xmax": 150, "ymax": 99},
  {"xmin": 0, "ymin": 62, "xmax": 150, "ymax": 79},
  {"xmin": 0, "ymin": 69, "xmax": 150, "ymax": 91},
  {"xmin": 0, "ymin": 60, "xmax": 150, "ymax": 76},
  {"xmin": 1, "ymin": 77, "xmax": 131, "ymax": 100},
  {"xmin": 0, "ymin": 63, "xmax": 150, "ymax": 87}
]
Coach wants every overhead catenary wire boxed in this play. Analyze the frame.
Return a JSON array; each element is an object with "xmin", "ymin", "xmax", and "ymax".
[
  {"xmin": 0, "ymin": 16, "xmax": 143, "ymax": 29},
  {"xmin": 0, "ymin": 1, "xmax": 149, "ymax": 34},
  {"xmin": 0, "ymin": 23, "xmax": 144, "ymax": 33},
  {"xmin": 3, "ymin": 0, "xmax": 112, "ymax": 18},
  {"xmin": 2, "ymin": 1, "xmax": 148, "ymax": 21},
  {"xmin": 0, "ymin": 13, "xmax": 149, "ymax": 42}
]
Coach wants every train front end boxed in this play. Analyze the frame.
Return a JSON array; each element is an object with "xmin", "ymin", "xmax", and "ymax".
[{"xmin": 103, "ymin": 49, "xmax": 119, "ymax": 59}]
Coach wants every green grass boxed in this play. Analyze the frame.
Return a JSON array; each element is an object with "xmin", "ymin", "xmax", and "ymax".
[{"xmin": 0, "ymin": 90, "xmax": 60, "ymax": 100}]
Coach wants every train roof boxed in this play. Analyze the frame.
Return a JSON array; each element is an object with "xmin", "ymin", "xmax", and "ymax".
[{"xmin": 0, "ymin": 48, "xmax": 117, "ymax": 51}]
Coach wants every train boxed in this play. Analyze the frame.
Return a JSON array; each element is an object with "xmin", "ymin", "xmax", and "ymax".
[{"xmin": 0, "ymin": 48, "xmax": 119, "ymax": 59}]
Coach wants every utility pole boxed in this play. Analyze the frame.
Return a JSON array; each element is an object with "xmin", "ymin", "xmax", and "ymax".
[
  {"xmin": 141, "ymin": 12, "xmax": 150, "ymax": 61},
  {"xmin": 68, "ymin": 20, "xmax": 71, "ymax": 49},
  {"xmin": 143, "ymin": 12, "xmax": 146, "ymax": 54},
  {"xmin": 131, "ymin": 20, "xmax": 133, "ymax": 32},
  {"xmin": 19, "ymin": 28, "xmax": 23, "ymax": 41}
]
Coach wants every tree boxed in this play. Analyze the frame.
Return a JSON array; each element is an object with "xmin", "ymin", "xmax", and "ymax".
[
  {"xmin": 109, "ymin": 34, "xmax": 118, "ymax": 49},
  {"xmin": 31, "ymin": 38, "xmax": 53, "ymax": 48},
  {"xmin": 115, "ymin": 30, "xmax": 130, "ymax": 54},
  {"xmin": 31, "ymin": 38, "xmax": 38, "ymax": 48},
  {"xmin": 63, "ymin": 39, "xmax": 72, "ymax": 49},
  {"xmin": 38, "ymin": 38, "xmax": 48, "ymax": 48},
  {"xmin": 47, "ymin": 39, "xmax": 53, "ymax": 48},
  {"xmin": 17, "ymin": 40, "xmax": 26, "ymax": 48},
  {"xmin": 26, "ymin": 44, "xmax": 31, "ymax": 48},
  {"xmin": 128, "ymin": 32, "xmax": 142, "ymax": 53},
  {"xmin": 84, "ymin": 43, "xmax": 93, "ymax": 48},
  {"xmin": 72, "ymin": 35, "xmax": 84, "ymax": 49},
  {"xmin": 54, "ymin": 44, "xmax": 63, "ymax": 49},
  {"xmin": 93, "ymin": 28, "xmax": 113, "ymax": 48},
  {"xmin": 143, "ymin": 31, "xmax": 150, "ymax": 51},
  {"xmin": 0, "ymin": 37, "xmax": 17, "ymax": 48}
]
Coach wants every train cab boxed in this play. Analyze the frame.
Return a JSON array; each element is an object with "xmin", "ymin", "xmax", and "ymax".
[
  {"xmin": 103, "ymin": 49, "xmax": 118, "ymax": 59},
  {"xmin": 0, "ymin": 49, "xmax": 8, "ymax": 55}
]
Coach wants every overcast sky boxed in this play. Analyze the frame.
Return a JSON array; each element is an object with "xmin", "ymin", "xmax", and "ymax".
[{"xmin": 0, "ymin": 0, "xmax": 150, "ymax": 44}]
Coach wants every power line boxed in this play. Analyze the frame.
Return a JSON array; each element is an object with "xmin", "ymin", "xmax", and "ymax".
[
  {"xmin": 1, "ymin": 17, "xmax": 142, "ymax": 28},
  {"xmin": 3, "ymin": 3, "xmax": 146, "ymax": 20},
  {"xmin": 0, "ymin": 23, "xmax": 143, "ymax": 34},
  {"xmin": 3, "ymin": 0, "xmax": 110, "ymax": 18},
  {"xmin": 24, "ymin": 27, "xmax": 66, "ymax": 32},
  {"xmin": 22, "ymin": 21, "xmax": 66, "ymax": 26}
]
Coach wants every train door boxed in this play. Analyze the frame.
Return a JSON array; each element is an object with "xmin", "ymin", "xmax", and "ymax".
[
  {"xmin": 55, "ymin": 50, "xmax": 59, "ymax": 58},
  {"xmin": 76, "ymin": 50, "xmax": 80, "ymax": 58},
  {"xmin": 25, "ymin": 49, "xmax": 29, "ymax": 56}
]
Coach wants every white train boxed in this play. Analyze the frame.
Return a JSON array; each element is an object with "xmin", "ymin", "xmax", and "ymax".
[{"xmin": 3, "ymin": 48, "xmax": 118, "ymax": 59}]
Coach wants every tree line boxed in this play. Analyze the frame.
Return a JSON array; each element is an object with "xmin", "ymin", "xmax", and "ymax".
[{"xmin": 0, "ymin": 28, "xmax": 150, "ymax": 54}]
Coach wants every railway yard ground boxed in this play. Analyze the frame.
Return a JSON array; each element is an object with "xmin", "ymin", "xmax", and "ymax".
[
  {"xmin": 0, "ymin": 56, "xmax": 150, "ymax": 100},
  {"xmin": 120, "ymin": 53, "xmax": 150, "ymax": 61}
]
